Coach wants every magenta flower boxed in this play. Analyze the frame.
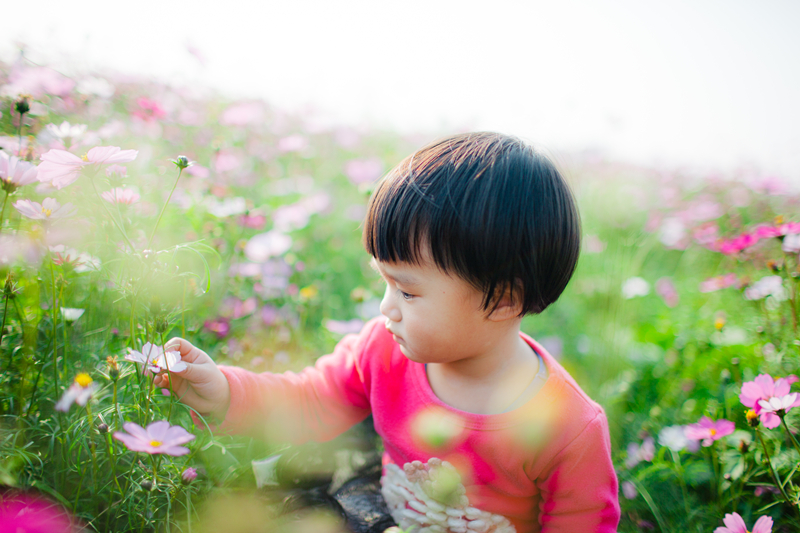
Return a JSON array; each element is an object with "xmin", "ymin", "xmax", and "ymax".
[
  {"xmin": 741, "ymin": 374, "xmax": 800, "ymax": 429},
  {"xmin": 181, "ymin": 467, "xmax": 198, "ymax": 483},
  {"xmin": 14, "ymin": 198, "xmax": 75, "ymax": 220},
  {"xmin": 125, "ymin": 342, "xmax": 186, "ymax": 373},
  {"xmin": 684, "ymin": 416, "xmax": 735, "ymax": 446},
  {"xmin": 100, "ymin": 187, "xmax": 140, "ymax": 205},
  {"xmin": 716, "ymin": 232, "xmax": 759, "ymax": 255},
  {"xmin": 713, "ymin": 512, "xmax": 772, "ymax": 533},
  {"xmin": 113, "ymin": 420, "xmax": 195, "ymax": 456},
  {"xmin": 38, "ymin": 146, "xmax": 138, "ymax": 189},
  {"xmin": 0, "ymin": 152, "xmax": 38, "ymax": 192}
]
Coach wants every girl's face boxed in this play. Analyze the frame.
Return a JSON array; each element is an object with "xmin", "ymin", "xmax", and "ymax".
[{"xmin": 372, "ymin": 251, "xmax": 504, "ymax": 365}]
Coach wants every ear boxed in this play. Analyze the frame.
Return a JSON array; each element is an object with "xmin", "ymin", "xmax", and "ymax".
[{"xmin": 486, "ymin": 281, "xmax": 524, "ymax": 322}]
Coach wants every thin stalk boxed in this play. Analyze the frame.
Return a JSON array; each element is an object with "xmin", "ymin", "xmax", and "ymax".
[
  {"xmin": 88, "ymin": 174, "xmax": 137, "ymax": 252},
  {"xmin": 73, "ymin": 448, "xmax": 84, "ymax": 512},
  {"xmin": 61, "ymin": 285, "xmax": 67, "ymax": 377},
  {"xmin": 780, "ymin": 413, "xmax": 800, "ymax": 456},
  {"xmin": 0, "ymin": 288, "xmax": 9, "ymax": 365},
  {"xmin": 670, "ymin": 450, "xmax": 691, "ymax": 515},
  {"xmin": 710, "ymin": 444, "xmax": 722, "ymax": 504},
  {"xmin": 186, "ymin": 488, "xmax": 192, "ymax": 533},
  {"xmin": 86, "ymin": 403, "xmax": 98, "ymax": 488},
  {"xmin": 756, "ymin": 428, "xmax": 792, "ymax": 503},
  {"xmin": 147, "ymin": 166, "xmax": 184, "ymax": 250},
  {"xmin": 49, "ymin": 257, "xmax": 59, "ymax": 395},
  {"xmin": 0, "ymin": 190, "xmax": 9, "ymax": 232},
  {"xmin": 103, "ymin": 432, "xmax": 124, "ymax": 497}
]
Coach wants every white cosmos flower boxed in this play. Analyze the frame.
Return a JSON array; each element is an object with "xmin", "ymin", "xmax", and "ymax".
[
  {"xmin": 125, "ymin": 343, "xmax": 186, "ymax": 374},
  {"xmin": 60, "ymin": 308, "xmax": 85, "ymax": 322},
  {"xmin": 622, "ymin": 277, "xmax": 650, "ymax": 299},
  {"xmin": 758, "ymin": 393, "xmax": 798, "ymax": 414}
]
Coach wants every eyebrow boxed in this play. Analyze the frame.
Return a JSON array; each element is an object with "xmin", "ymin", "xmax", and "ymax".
[{"xmin": 369, "ymin": 258, "xmax": 420, "ymax": 286}]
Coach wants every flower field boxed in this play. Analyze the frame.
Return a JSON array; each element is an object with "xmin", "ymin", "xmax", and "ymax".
[{"xmin": 0, "ymin": 57, "xmax": 799, "ymax": 532}]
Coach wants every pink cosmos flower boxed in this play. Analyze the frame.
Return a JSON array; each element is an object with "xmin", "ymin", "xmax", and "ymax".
[
  {"xmin": 181, "ymin": 467, "xmax": 198, "ymax": 483},
  {"xmin": 699, "ymin": 273, "xmax": 738, "ymax": 293},
  {"xmin": 655, "ymin": 277, "xmax": 679, "ymax": 307},
  {"xmin": 713, "ymin": 512, "xmax": 772, "ymax": 533},
  {"xmin": 0, "ymin": 493, "xmax": 77, "ymax": 533},
  {"xmin": 625, "ymin": 437, "xmax": 655, "ymax": 468},
  {"xmin": 716, "ymin": 233, "xmax": 759, "ymax": 255},
  {"xmin": 344, "ymin": 158, "xmax": 384, "ymax": 185},
  {"xmin": 38, "ymin": 146, "xmax": 138, "ymax": 189},
  {"xmin": 55, "ymin": 373, "xmax": 97, "ymax": 412},
  {"xmin": 132, "ymin": 97, "xmax": 167, "ymax": 122},
  {"xmin": 778, "ymin": 221, "xmax": 800, "ymax": 235},
  {"xmin": 14, "ymin": 198, "xmax": 76, "ymax": 220},
  {"xmin": 125, "ymin": 342, "xmax": 186, "ymax": 373},
  {"xmin": 113, "ymin": 420, "xmax": 195, "ymax": 456},
  {"xmin": 758, "ymin": 393, "xmax": 798, "ymax": 415},
  {"xmin": 204, "ymin": 318, "xmax": 230, "ymax": 338},
  {"xmin": 684, "ymin": 416, "xmax": 735, "ymax": 446},
  {"xmin": 740, "ymin": 374, "xmax": 800, "ymax": 428},
  {"xmin": 100, "ymin": 187, "xmax": 140, "ymax": 204},
  {"xmin": 0, "ymin": 152, "xmax": 38, "ymax": 191}
]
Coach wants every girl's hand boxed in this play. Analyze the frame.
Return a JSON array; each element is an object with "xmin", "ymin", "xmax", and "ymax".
[{"xmin": 154, "ymin": 338, "xmax": 231, "ymax": 422}]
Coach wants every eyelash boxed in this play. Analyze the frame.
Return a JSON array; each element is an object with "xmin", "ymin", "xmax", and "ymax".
[{"xmin": 398, "ymin": 290, "xmax": 413, "ymax": 301}]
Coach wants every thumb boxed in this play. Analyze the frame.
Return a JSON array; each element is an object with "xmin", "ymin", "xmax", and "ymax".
[{"xmin": 171, "ymin": 360, "xmax": 218, "ymax": 385}]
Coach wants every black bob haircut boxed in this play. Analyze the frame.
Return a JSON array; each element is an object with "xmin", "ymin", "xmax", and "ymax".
[{"xmin": 363, "ymin": 132, "xmax": 581, "ymax": 316}]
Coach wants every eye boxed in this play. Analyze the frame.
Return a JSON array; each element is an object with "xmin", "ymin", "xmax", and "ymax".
[{"xmin": 399, "ymin": 290, "xmax": 414, "ymax": 301}]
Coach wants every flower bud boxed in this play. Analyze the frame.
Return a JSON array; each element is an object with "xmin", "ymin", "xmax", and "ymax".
[
  {"xmin": 97, "ymin": 423, "xmax": 109, "ymax": 434},
  {"xmin": 172, "ymin": 155, "xmax": 191, "ymax": 170},
  {"xmin": 140, "ymin": 480, "xmax": 153, "ymax": 491},
  {"xmin": 14, "ymin": 96, "xmax": 30, "ymax": 116},
  {"xmin": 4, "ymin": 274, "xmax": 17, "ymax": 299},
  {"xmin": 106, "ymin": 356, "xmax": 120, "ymax": 381},
  {"xmin": 154, "ymin": 316, "xmax": 170, "ymax": 334},
  {"xmin": 746, "ymin": 409, "xmax": 760, "ymax": 428},
  {"xmin": 181, "ymin": 467, "xmax": 197, "ymax": 484},
  {"xmin": 738, "ymin": 440, "xmax": 749, "ymax": 454}
]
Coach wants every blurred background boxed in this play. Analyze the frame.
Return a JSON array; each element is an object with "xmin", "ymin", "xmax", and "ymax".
[{"xmin": 4, "ymin": 0, "xmax": 800, "ymax": 178}]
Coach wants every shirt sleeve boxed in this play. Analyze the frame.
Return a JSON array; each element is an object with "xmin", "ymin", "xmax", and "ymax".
[
  {"xmin": 210, "ymin": 321, "xmax": 378, "ymax": 443},
  {"xmin": 536, "ymin": 412, "xmax": 620, "ymax": 532}
]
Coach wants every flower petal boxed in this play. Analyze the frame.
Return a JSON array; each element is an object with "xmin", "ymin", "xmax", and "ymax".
[
  {"xmin": 122, "ymin": 422, "xmax": 149, "ymax": 441},
  {"xmin": 752, "ymin": 515, "xmax": 774, "ymax": 533},
  {"xmin": 146, "ymin": 420, "xmax": 171, "ymax": 441},
  {"xmin": 721, "ymin": 512, "xmax": 747, "ymax": 533}
]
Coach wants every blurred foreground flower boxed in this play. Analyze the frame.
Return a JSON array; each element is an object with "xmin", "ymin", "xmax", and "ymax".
[
  {"xmin": 713, "ymin": 512, "xmax": 772, "ymax": 533},
  {"xmin": 60, "ymin": 307, "xmax": 85, "ymax": 322},
  {"xmin": 757, "ymin": 393, "xmax": 798, "ymax": 415},
  {"xmin": 38, "ymin": 146, "xmax": 138, "ymax": 189},
  {"xmin": 101, "ymin": 187, "xmax": 140, "ymax": 204},
  {"xmin": 740, "ymin": 374, "xmax": 799, "ymax": 429},
  {"xmin": 621, "ymin": 481, "xmax": 637, "ymax": 500},
  {"xmin": 113, "ymin": 420, "xmax": 195, "ymax": 456},
  {"xmin": 744, "ymin": 276, "xmax": 787, "ymax": 301},
  {"xmin": 684, "ymin": 416, "xmax": 734, "ymax": 446},
  {"xmin": 0, "ymin": 493, "xmax": 77, "ymax": 533},
  {"xmin": 204, "ymin": 317, "xmax": 230, "ymax": 339},
  {"xmin": 55, "ymin": 373, "xmax": 97, "ymax": 412},
  {"xmin": 622, "ymin": 277, "xmax": 650, "ymax": 299},
  {"xmin": 625, "ymin": 437, "xmax": 654, "ymax": 468},
  {"xmin": 699, "ymin": 273, "xmax": 738, "ymax": 293},
  {"xmin": 0, "ymin": 151, "xmax": 38, "ymax": 193},
  {"xmin": 125, "ymin": 342, "xmax": 186, "ymax": 373},
  {"xmin": 14, "ymin": 198, "xmax": 75, "ymax": 220}
]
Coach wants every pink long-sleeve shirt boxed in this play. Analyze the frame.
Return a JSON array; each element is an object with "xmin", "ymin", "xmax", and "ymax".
[{"xmin": 216, "ymin": 318, "xmax": 620, "ymax": 532}]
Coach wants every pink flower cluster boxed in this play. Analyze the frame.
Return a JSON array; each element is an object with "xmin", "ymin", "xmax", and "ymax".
[
  {"xmin": 714, "ymin": 222, "xmax": 800, "ymax": 256},
  {"xmin": 684, "ymin": 416, "xmax": 735, "ymax": 447},
  {"xmin": 740, "ymin": 374, "xmax": 800, "ymax": 428}
]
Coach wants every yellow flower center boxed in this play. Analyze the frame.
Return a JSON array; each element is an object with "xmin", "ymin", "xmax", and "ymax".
[
  {"xmin": 150, "ymin": 440, "xmax": 163, "ymax": 447},
  {"xmin": 41, "ymin": 207, "xmax": 52, "ymax": 217},
  {"xmin": 81, "ymin": 154, "xmax": 89, "ymax": 162},
  {"xmin": 75, "ymin": 373, "xmax": 93, "ymax": 387},
  {"xmin": 746, "ymin": 409, "xmax": 758, "ymax": 421},
  {"xmin": 709, "ymin": 428, "xmax": 717, "ymax": 436}
]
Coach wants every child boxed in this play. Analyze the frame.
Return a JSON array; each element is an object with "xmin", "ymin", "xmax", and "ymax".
[{"xmin": 156, "ymin": 132, "xmax": 620, "ymax": 532}]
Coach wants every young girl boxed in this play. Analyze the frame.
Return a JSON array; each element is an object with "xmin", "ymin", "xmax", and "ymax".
[{"xmin": 156, "ymin": 132, "xmax": 620, "ymax": 532}]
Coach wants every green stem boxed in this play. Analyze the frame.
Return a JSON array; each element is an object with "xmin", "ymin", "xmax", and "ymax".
[
  {"xmin": 162, "ymin": 332, "xmax": 175, "ymax": 423},
  {"xmin": 0, "ymin": 288, "xmax": 9, "ymax": 365},
  {"xmin": 186, "ymin": 488, "xmax": 192, "ymax": 533},
  {"xmin": 756, "ymin": 428, "xmax": 792, "ymax": 503},
  {"xmin": 49, "ymin": 257, "xmax": 59, "ymax": 396},
  {"xmin": 61, "ymin": 285, "xmax": 67, "ymax": 377},
  {"xmin": 86, "ymin": 403, "xmax": 98, "ymax": 488},
  {"xmin": 710, "ymin": 444, "xmax": 722, "ymax": 504},
  {"xmin": 147, "ymin": 167, "xmax": 184, "ymax": 250},
  {"xmin": 89, "ymin": 174, "xmax": 137, "ymax": 252},
  {"xmin": 780, "ymin": 413, "xmax": 800, "ymax": 456},
  {"xmin": 103, "ymin": 432, "xmax": 124, "ymax": 497},
  {"xmin": 0, "ymin": 190, "xmax": 9, "ymax": 232},
  {"xmin": 670, "ymin": 450, "xmax": 691, "ymax": 515}
]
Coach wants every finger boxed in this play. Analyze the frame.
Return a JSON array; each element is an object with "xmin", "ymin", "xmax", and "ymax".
[
  {"xmin": 164, "ymin": 337, "xmax": 192, "ymax": 354},
  {"xmin": 170, "ymin": 360, "xmax": 217, "ymax": 385}
]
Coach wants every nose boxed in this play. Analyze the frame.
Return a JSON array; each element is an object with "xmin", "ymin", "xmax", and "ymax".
[{"xmin": 379, "ymin": 285, "xmax": 402, "ymax": 323}]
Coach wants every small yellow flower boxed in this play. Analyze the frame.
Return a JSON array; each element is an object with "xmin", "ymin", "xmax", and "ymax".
[
  {"xmin": 774, "ymin": 215, "xmax": 784, "ymax": 225},
  {"xmin": 75, "ymin": 373, "xmax": 93, "ymax": 388},
  {"xmin": 299, "ymin": 285, "xmax": 318, "ymax": 300},
  {"xmin": 746, "ymin": 409, "xmax": 760, "ymax": 428}
]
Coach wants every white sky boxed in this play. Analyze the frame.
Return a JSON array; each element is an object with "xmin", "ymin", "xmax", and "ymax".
[{"xmin": 4, "ymin": 0, "xmax": 800, "ymax": 177}]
